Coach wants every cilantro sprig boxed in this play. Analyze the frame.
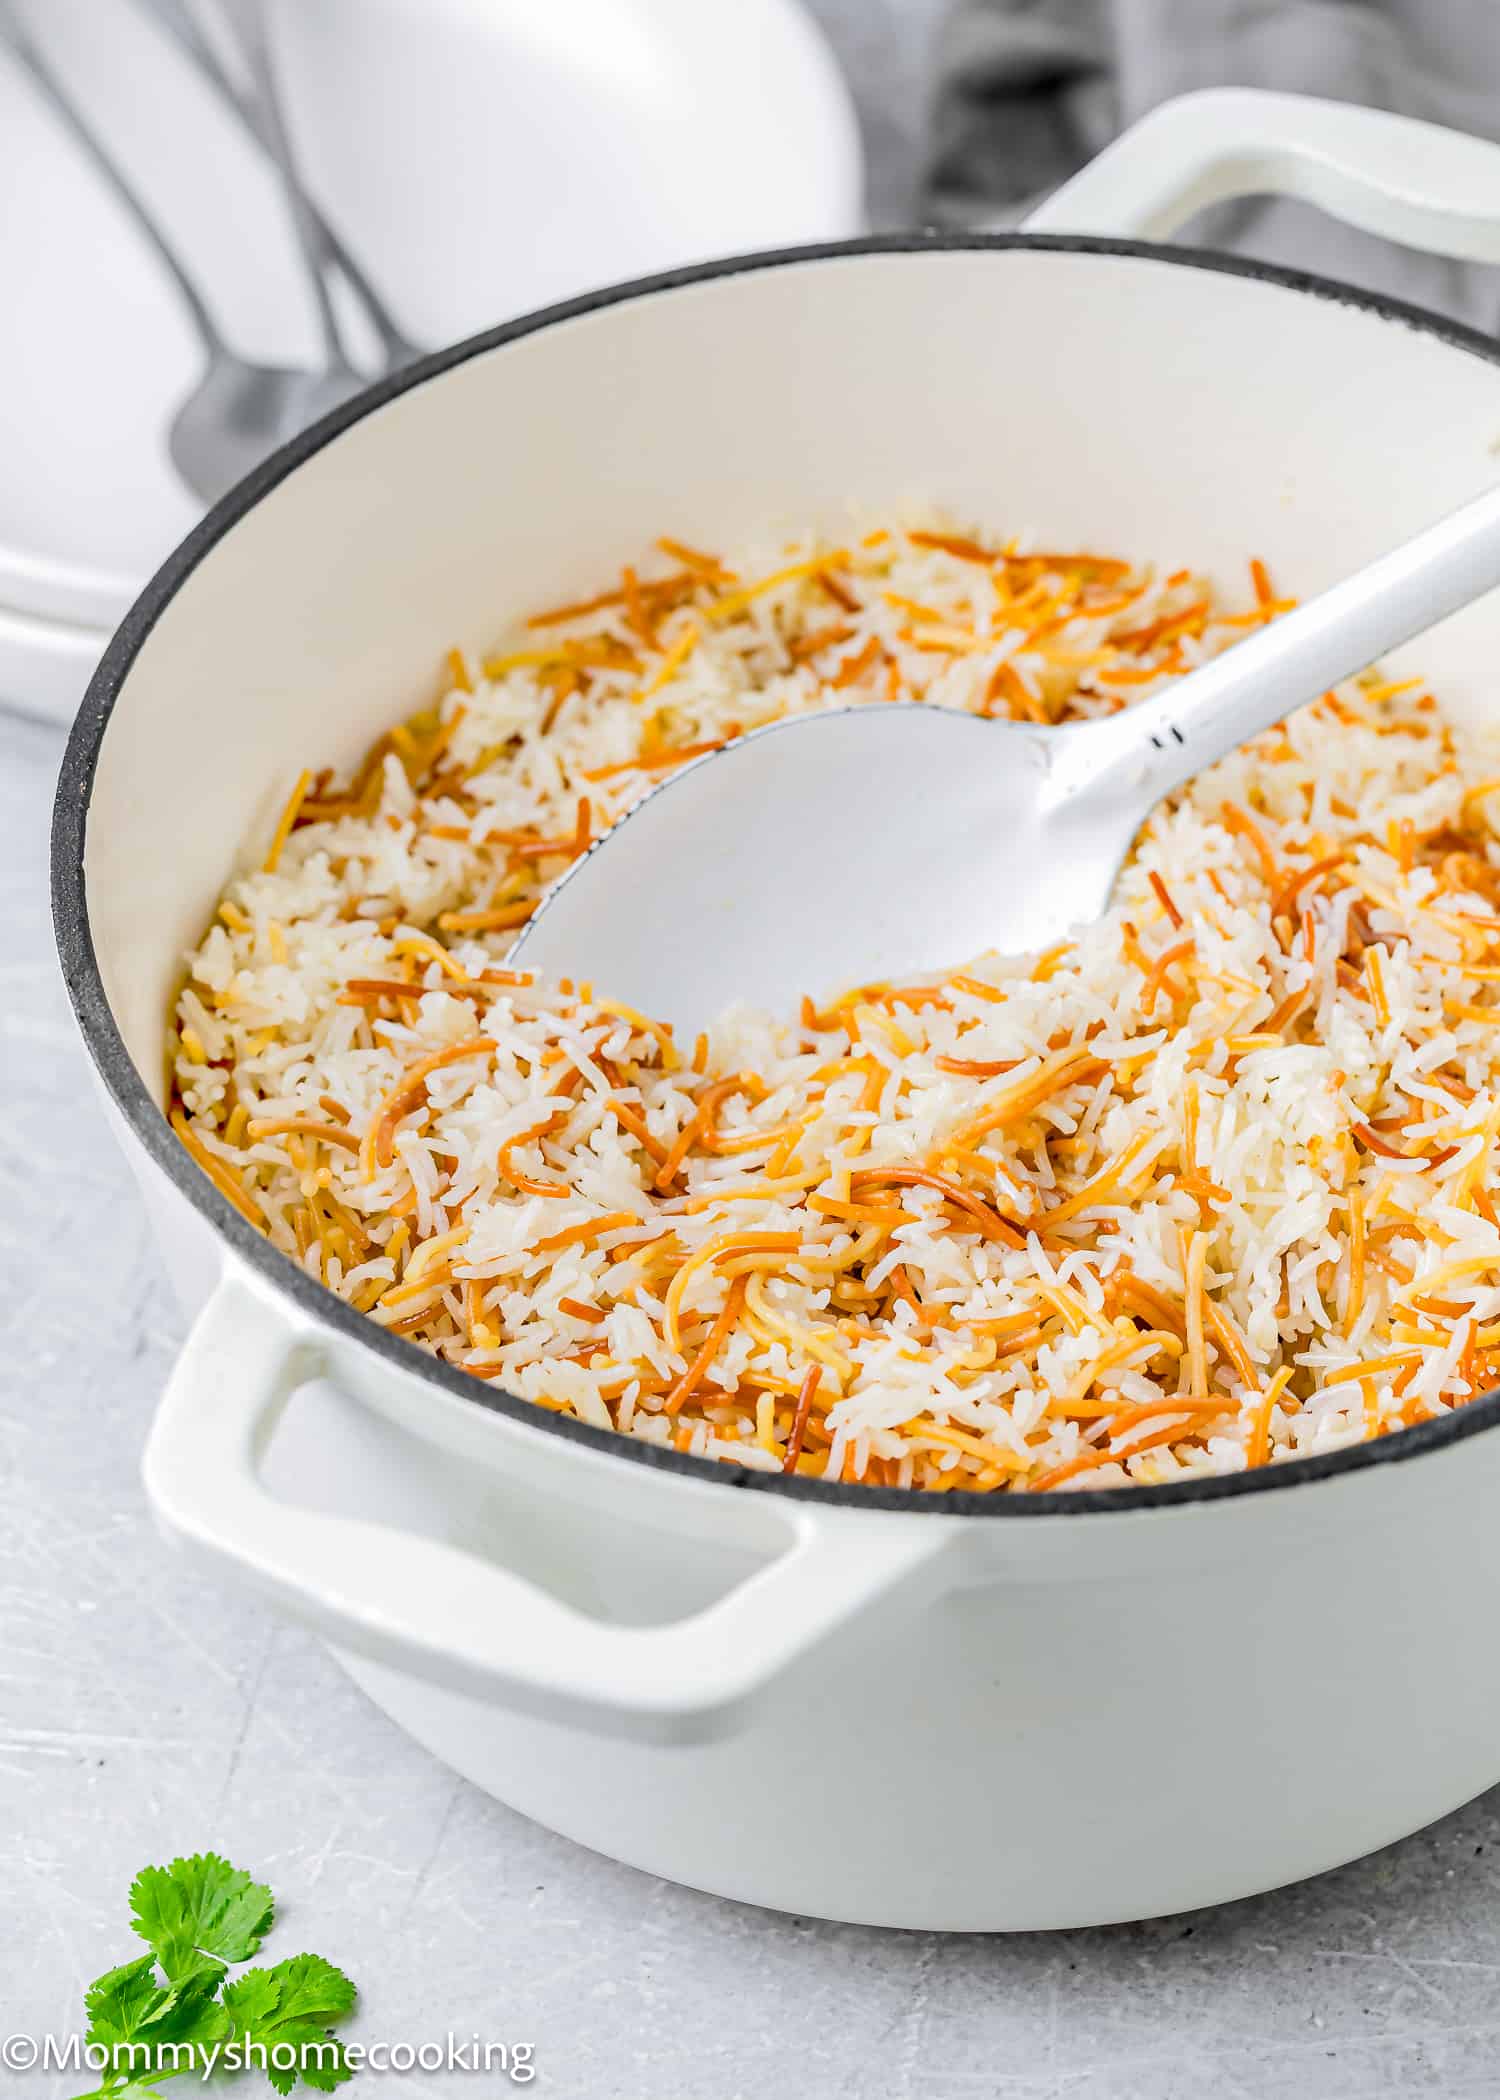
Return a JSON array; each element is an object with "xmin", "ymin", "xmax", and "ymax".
[
  {"xmin": 222, "ymin": 1955, "xmax": 358, "ymax": 2095},
  {"xmin": 130, "ymin": 1854, "xmax": 275, "ymax": 1984},
  {"xmin": 72, "ymin": 1855, "xmax": 356, "ymax": 2098}
]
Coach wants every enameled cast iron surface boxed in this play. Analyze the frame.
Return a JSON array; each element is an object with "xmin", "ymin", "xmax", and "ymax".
[{"xmin": 51, "ymin": 233, "xmax": 1500, "ymax": 1518}]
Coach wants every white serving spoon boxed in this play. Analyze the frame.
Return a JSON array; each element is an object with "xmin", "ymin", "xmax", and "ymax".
[{"xmin": 513, "ymin": 486, "xmax": 1500, "ymax": 1032}]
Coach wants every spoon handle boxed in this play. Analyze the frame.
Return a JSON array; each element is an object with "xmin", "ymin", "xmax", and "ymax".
[
  {"xmin": 229, "ymin": 0, "xmax": 349, "ymax": 376},
  {"xmin": 135, "ymin": 0, "xmax": 416, "ymax": 364},
  {"xmin": 1051, "ymin": 480, "xmax": 1500, "ymax": 814},
  {"xmin": 0, "ymin": 0, "xmax": 221, "ymax": 354}
]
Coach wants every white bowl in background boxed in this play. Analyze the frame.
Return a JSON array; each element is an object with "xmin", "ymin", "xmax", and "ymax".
[
  {"xmin": 275, "ymin": 0, "xmax": 864, "ymax": 349},
  {"xmin": 0, "ymin": 0, "xmax": 861, "ymax": 723}
]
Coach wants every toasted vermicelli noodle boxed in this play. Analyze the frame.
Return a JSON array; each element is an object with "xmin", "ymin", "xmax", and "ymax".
[{"xmin": 170, "ymin": 519, "xmax": 1500, "ymax": 1491}]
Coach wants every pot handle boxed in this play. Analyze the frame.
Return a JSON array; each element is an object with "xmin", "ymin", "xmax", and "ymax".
[
  {"xmin": 144, "ymin": 1268, "xmax": 958, "ymax": 1744},
  {"xmin": 1023, "ymin": 87, "xmax": 1500, "ymax": 259}
]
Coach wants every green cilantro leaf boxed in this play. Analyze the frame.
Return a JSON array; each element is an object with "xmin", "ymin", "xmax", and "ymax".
[
  {"xmin": 73, "ymin": 1858, "xmax": 357, "ymax": 2100},
  {"xmin": 129, "ymin": 1853, "xmax": 274, "ymax": 1983},
  {"xmin": 222, "ymin": 1954, "xmax": 357, "ymax": 2095},
  {"xmin": 81, "ymin": 1951, "xmax": 227, "ymax": 2090},
  {"xmin": 82, "ymin": 1954, "xmax": 162, "ymax": 2050}
]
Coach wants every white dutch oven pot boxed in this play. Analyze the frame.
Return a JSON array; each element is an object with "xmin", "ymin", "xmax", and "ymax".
[{"xmin": 53, "ymin": 92, "xmax": 1500, "ymax": 1930}]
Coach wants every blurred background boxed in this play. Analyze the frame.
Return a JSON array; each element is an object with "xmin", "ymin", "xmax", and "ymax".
[{"xmin": 4, "ymin": 0, "xmax": 1499, "ymax": 725}]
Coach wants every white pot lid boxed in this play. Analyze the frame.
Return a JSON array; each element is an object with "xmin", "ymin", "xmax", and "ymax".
[{"xmin": 0, "ymin": 0, "xmax": 862, "ymax": 637}]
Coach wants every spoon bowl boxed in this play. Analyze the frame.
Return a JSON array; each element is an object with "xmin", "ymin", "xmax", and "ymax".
[
  {"xmin": 516, "ymin": 703, "xmax": 1101, "ymax": 1023},
  {"xmin": 167, "ymin": 358, "xmax": 364, "ymax": 508},
  {"xmin": 515, "ymin": 481, "xmax": 1500, "ymax": 1031}
]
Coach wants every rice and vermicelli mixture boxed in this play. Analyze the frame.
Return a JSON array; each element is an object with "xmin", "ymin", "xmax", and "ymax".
[{"xmin": 169, "ymin": 518, "xmax": 1500, "ymax": 1492}]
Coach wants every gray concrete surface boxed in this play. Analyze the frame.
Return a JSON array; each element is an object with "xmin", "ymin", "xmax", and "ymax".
[{"xmin": 10, "ymin": 6, "xmax": 1500, "ymax": 2094}]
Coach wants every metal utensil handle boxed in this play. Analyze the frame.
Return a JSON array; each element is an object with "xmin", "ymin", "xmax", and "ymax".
[
  {"xmin": 231, "ymin": 0, "xmax": 348, "ymax": 373},
  {"xmin": 1025, "ymin": 86, "xmax": 1500, "ymax": 261},
  {"xmin": 137, "ymin": 0, "xmax": 413, "ymax": 363},
  {"xmin": 0, "ymin": 0, "xmax": 220, "ymax": 351},
  {"xmin": 1050, "ymin": 481, "xmax": 1500, "ymax": 816}
]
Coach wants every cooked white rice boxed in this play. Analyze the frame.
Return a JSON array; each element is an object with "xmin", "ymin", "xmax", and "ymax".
[{"xmin": 169, "ymin": 519, "xmax": 1500, "ymax": 1492}]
